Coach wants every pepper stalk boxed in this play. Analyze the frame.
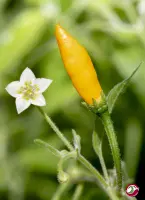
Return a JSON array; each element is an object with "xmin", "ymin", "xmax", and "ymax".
[
  {"xmin": 99, "ymin": 108, "xmax": 122, "ymax": 192},
  {"xmin": 85, "ymin": 93, "xmax": 122, "ymax": 192}
]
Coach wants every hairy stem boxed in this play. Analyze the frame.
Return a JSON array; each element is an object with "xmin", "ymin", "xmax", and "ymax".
[
  {"xmin": 100, "ymin": 110, "xmax": 122, "ymax": 191},
  {"xmin": 98, "ymin": 150, "xmax": 109, "ymax": 182},
  {"xmin": 78, "ymin": 154, "xmax": 108, "ymax": 188},
  {"xmin": 38, "ymin": 107, "xmax": 73, "ymax": 151}
]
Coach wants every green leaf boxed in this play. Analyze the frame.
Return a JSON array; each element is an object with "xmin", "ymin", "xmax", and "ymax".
[
  {"xmin": 34, "ymin": 139, "xmax": 61, "ymax": 157},
  {"xmin": 92, "ymin": 131, "xmax": 102, "ymax": 156},
  {"xmin": 72, "ymin": 129, "xmax": 81, "ymax": 153},
  {"xmin": 107, "ymin": 62, "xmax": 142, "ymax": 114}
]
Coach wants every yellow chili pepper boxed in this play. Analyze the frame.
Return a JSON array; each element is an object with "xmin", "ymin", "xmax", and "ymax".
[{"xmin": 55, "ymin": 24, "xmax": 102, "ymax": 105}]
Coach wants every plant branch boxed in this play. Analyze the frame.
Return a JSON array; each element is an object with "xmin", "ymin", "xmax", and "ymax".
[
  {"xmin": 72, "ymin": 184, "xmax": 83, "ymax": 200},
  {"xmin": 98, "ymin": 149, "xmax": 109, "ymax": 182},
  {"xmin": 99, "ymin": 110, "xmax": 122, "ymax": 191},
  {"xmin": 78, "ymin": 154, "xmax": 108, "ymax": 188},
  {"xmin": 38, "ymin": 107, "xmax": 74, "ymax": 151},
  {"xmin": 51, "ymin": 181, "xmax": 71, "ymax": 200}
]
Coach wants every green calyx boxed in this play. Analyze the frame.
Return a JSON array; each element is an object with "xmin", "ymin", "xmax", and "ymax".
[
  {"xmin": 18, "ymin": 81, "xmax": 40, "ymax": 100},
  {"xmin": 82, "ymin": 91, "xmax": 108, "ymax": 116}
]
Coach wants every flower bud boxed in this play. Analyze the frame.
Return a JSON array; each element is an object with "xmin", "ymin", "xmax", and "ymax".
[{"xmin": 57, "ymin": 171, "xmax": 69, "ymax": 183}]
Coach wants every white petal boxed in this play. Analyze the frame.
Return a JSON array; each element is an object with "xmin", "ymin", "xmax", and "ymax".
[
  {"xmin": 35, "ymin": 78, "xmax": 53, "ymax": 93},
  {"xmin": 16, "ymin": 97, "xmax": 31, "ymax": 114},
  {"xmin": 5, "ymin": 81, "xmax": 21, "ymax": 98},
  {"xmin": 31, "ymin": 94, "xmax": 46, "ymax": 106},
  {"xmin": 20, "ymin": 67, "xmax": 36, "ymax": 83}
]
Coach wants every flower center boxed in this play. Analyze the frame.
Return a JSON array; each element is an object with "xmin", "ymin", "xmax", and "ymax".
[{"xmin": 18, "ymin": 81, "xmax": 40, "ymax": 100}]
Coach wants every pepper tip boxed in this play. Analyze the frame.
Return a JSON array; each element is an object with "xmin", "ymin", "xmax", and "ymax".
[
  {"xmin": 55, "ymin": 24, "xmax": 68, "ymax": 41},
  {"xmin": 55, "ymin": 24, "xmax": 62, "ymax": 34}
]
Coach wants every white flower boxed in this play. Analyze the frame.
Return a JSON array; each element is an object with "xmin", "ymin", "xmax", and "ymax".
[{"xmin": 5, "ymin": 67, "xmax": 52, "ymax": 114}]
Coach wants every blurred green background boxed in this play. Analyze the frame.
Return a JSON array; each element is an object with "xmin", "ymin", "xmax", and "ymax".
[{"xmin": 0, "ymin": 0, "xmax": 145, "ymax": 199}]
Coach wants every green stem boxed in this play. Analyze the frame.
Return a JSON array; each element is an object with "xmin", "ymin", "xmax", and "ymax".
[
  {"xmin": 51, "ymin": 181, "xmax": 71, "ymax": 200},
  {"xmin": 100, "ymin": 110, "xmax": 122, "ymax": 191},
  {"xmin": 77, "ymin": 155, "xmax": 120, "ymax": 200},
  {"xmin": 78, "ymin": 157, "xmax": 120, "ymax": 199},
  {"xmin": 107, "ymin": 188, "xmax": 120, "ymax": 200},
  {"xmin": 72, "ymin": 184, "xmax": 83, "ymax": 200},
  {"xmin": 38, "ymin": 107, "xmax": 74, "ymax": 151},
  {"xmin": 78, "ymin": 154, "xmax": 108, "ymax": 188},
  {"xmin": 98, "ymin": 150, "xmax": 109, "ymax": 182},
  {"xmin": 58, "ymin": 151, "xmax": 77, "ymax": 172}
]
